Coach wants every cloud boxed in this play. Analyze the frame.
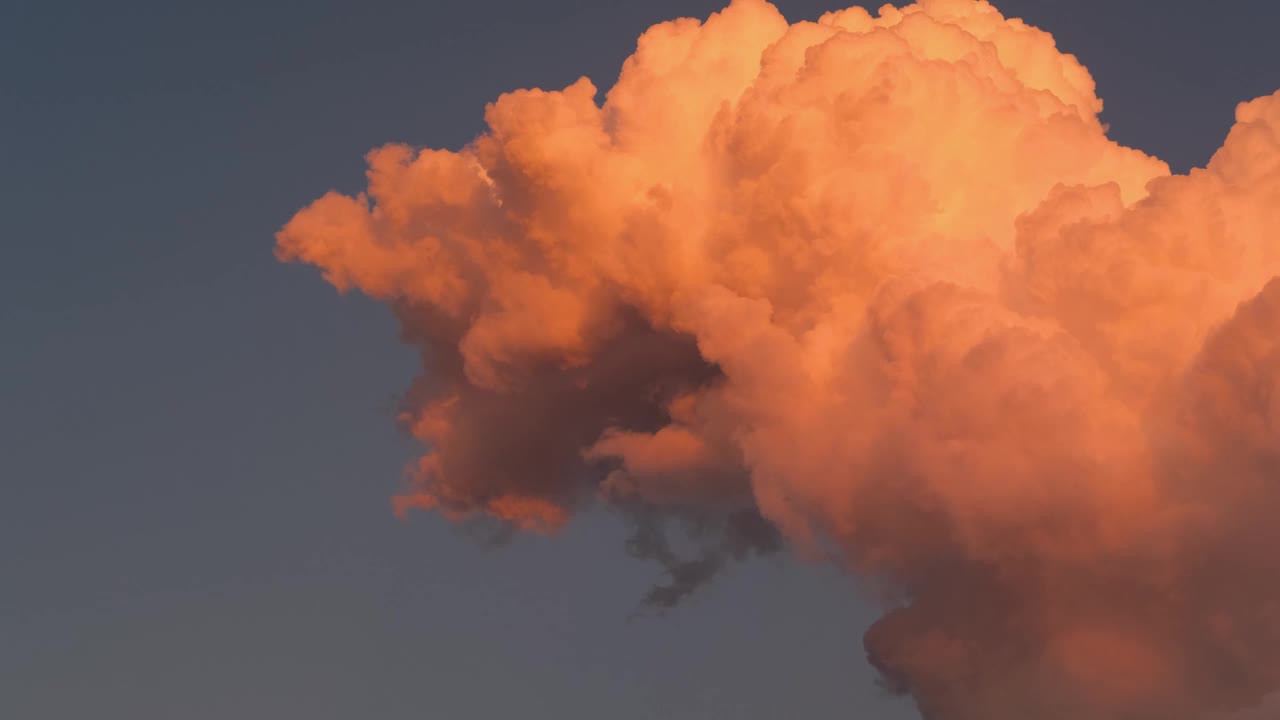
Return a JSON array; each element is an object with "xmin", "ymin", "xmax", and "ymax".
[{"xmin": 278, "ymin": 1, "xmax": 1280, "ymax": 717}]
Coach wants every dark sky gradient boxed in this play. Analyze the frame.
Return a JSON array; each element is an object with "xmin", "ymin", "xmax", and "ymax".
[{"xmin": 3, "ymin": 2, "xmax": 1278, "ymax": 718}]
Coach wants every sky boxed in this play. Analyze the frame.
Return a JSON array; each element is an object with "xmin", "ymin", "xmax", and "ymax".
[{"xmin": 3, "ymin": 1, "xmax": 1280, "ymax": 718}]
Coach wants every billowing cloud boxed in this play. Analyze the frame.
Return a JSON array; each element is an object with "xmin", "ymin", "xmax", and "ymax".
[{"xmin": 277, "ymin": 1, "xmax": 1280, "ymax": 717}]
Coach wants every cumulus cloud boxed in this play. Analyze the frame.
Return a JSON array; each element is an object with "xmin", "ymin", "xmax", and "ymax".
[{"xmin": 277, "ymin": 1, "xmax": 1280, "ymax": 717}]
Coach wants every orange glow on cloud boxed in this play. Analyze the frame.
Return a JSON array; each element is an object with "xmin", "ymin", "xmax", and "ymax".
[{"xmin": 278, "ymin": 1, "xmax": 1280, "ymax": 717}]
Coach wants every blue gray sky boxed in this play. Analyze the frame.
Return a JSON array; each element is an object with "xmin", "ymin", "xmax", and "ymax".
[{"xmin": 3, "ymin": 2, "xmax": 1279, "ymax": 718}]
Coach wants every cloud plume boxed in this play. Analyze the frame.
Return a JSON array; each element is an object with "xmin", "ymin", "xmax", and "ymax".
[{"xmin": 277, "ymin": 1, "xmax": 1280, "ymax": 717}]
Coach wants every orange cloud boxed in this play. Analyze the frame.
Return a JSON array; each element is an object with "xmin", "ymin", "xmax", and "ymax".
[{"xmin": 278, "ymin": 1, "xmax": 1280, "ymax": 717}]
